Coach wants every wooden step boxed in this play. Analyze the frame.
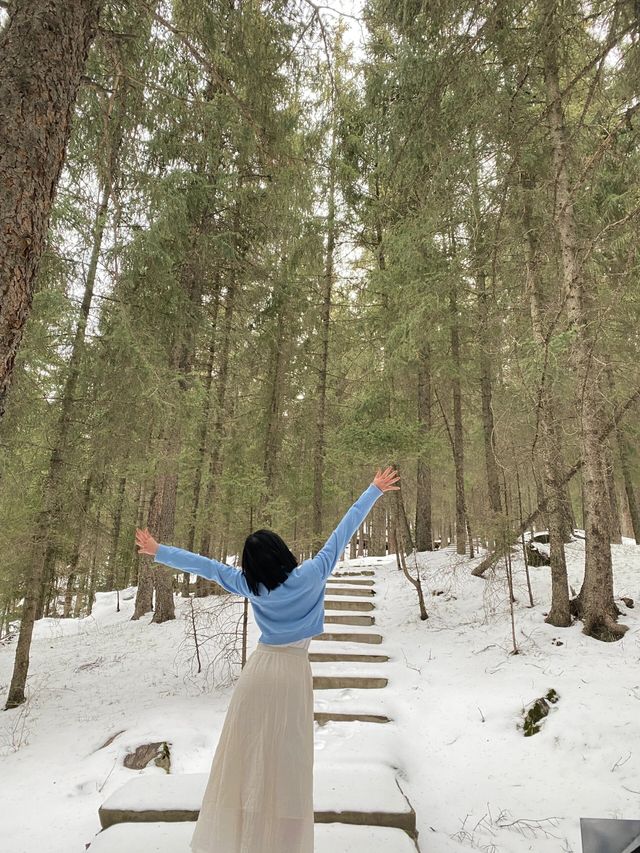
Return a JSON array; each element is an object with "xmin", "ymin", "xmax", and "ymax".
[
  {"xmin": 315, "ymin": 632, "xmax": 383, "ymax": 644},
  {"xmin": 309, "ymin": 652, "xmax": 389, "ymax": 663},
  {"xmin": 314, "ymin": 711, "xmax": 391, "ymax": 725},
  {"xmin": 313, "ymin": 675, "xmax": 388, "ymax": 689},
  {"xmin": 324, "ymin": 598, "xmax": 375, "ymax": 612},
  {"xmin": 98, "ymin": 764, "xmax": 416, "ymax": 838},
  {"xmin": 325, "ymin": 614, "xmax": 375, "ymax": 626},
  {"xmin": 87, "ymin": 820, "xmax": 419, "ymax": 852},
  {"xmin": 323, "ymin": 586, "xmax": 375, "ymax": 596}
]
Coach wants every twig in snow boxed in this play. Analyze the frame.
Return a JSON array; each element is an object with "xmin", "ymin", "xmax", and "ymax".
[
  {"xmin": 611, "ymin": 752, "xmax": 632, "ymax": 772},
  {"xmin": 97, "ymin": 757, "xmax": 118, "ymax": 793}
]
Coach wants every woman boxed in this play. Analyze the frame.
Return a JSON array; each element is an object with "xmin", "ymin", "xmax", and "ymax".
[{"xmin": 134, "ymin": 465, "xmax": 400, "ymax": 853}]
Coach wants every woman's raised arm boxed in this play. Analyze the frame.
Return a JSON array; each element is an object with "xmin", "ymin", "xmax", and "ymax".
[
  {"xmin": 135, "ymin": 528, "xmax": 250, "ymax": 597},
  {"xmin": 311, "ymin": 467, "xmax": 400, "ymax": 582}
]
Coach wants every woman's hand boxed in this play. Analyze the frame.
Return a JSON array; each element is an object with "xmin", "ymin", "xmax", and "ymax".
[
  {"xmin": 373, "ymin": 466, "xmax": 400, "ymax": 493},
  {"xmin": 135, "ymin": 527, "xmax": 159, "ymax": 557}
]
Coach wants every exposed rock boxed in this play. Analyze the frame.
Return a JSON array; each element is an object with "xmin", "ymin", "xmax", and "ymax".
[
  {"xmin": 521, "ymin": 689, "xmax": 559, "ymax": 737},
  {"xmin": 621, "ymin": 597, "xmax": 634, "ymax": 609},
  {"xmin": 123, "ymin": 741, "xmax": 171, "ymax": 773}
]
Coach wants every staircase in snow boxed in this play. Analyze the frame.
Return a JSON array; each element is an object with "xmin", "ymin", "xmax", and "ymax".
[{"xmin": 88, "ymin": 561, "xmax": 421, "ymax": 852}]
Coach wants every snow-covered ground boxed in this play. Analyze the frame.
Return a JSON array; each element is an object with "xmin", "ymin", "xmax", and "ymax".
[{"xmin": 0, "ymin": 540, "xmax": 639, "ymax": 852}]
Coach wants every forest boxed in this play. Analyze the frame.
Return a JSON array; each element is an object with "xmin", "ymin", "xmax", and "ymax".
[{"xmin": 1, "ymin": 0, "xmax": 640, "ymax": 714}]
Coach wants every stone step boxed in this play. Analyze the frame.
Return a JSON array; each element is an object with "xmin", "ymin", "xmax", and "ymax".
[
  {"xmin": 324, "ymin": 598, "xmax": 375, "ymax": 612},
  {"xmin": 324, "ymin": 614, "xmax": 375, "ymax": 626},
  {"xmin": 323, "ymin": 586, "xmax": 375, "ymax": 596},
  {"xmin": 87, "ymin": 820, "xmax": 418, "ymax": 852},
  {"xmin": 309, "ymin": 652, "xmax": 390, "ymax": 663},
  {"xmin": 314, "ymin": 631, "xmax": 383, "ymax": 644},
  {"xmin": 326, "ymin": 578, "xmax": 375, "ymax": 587},
  {"xmin": 98, "ymin": 764, "xmax": 416, "ymax": 838},
  {"xmin": 314, "ymin": 711, "xmax": 391, "ymax": 725},
  {"xmin": 313, "ymin": 675, "xmax": 388, "ymax": 690}
]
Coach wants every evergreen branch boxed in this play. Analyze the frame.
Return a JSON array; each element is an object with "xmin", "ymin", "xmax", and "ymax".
[{"xmin": 145, "ymin": 6, "xmax": 269, "ymax": 154}]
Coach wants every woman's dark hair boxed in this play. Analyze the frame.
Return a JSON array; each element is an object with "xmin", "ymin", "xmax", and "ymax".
[{"xmin": 241, "ymin": 529, "xmax": 298, "ymax": 596}]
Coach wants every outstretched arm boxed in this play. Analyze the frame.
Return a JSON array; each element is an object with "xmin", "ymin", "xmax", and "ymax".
[
  {"xmin": 135, "ymin": 529, "xmax": 251, "ymax": 597},
  {"xmin": 311, "ymin": 467, "xmax": 400, "ymax": 582}
]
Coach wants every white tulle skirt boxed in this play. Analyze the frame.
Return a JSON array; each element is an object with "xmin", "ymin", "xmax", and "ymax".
[{"xmin": 189, "ymin": 642, "xmax": 314, "ymax": 853}]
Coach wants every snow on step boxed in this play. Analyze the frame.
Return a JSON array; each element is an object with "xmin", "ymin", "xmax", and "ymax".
[
  {"xmin": 312, "ymin": 661, "xmax": 390, "ymax": 680},
  {"xmin": 98, "ymin": 763, "xmax": 412, "ymax": 832},
  {"xmin": 315, "ymin": 761, "xmax": 413, "ymax": 821},
  {"xmin": 315, "ymin": 621, "xmax": 383, "ymax": 635},
  {"xmin": 318, "ymin": 822, "xmax": 417, "ymax": 852},
  {"xmin": 310, "ymin": 639, "xmax": 391, "ymax": 656},
  {"xmin": 325, "ymin": 592, "xmax": 376, "ymax": 602},
  {"xmin": 314, "ymin": 688, "xmax": 398, "ymax": 720},
  {"xmin": 87, "ymin": 820, "xmax": 417, "ymax": 852}
]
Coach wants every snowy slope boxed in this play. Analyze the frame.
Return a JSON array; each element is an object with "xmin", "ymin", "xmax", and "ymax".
[{"xmin": 0, "ymin": 541, "xmax": 638, "ymax": 853}]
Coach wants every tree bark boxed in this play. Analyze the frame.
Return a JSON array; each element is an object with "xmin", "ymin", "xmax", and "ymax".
[
  {"xmin": 449, "ymin": 277, "xmax": 467, "ymax": 555},
  {"xmin": 105, "ymin": 475, "xmax": 127, "ymax": 592},
  {"xmin": 186, "ymin": 281, "xmax": 221, "ymax": 597},
  {"xmin": 477, "ymin": 270, "xmax": 502, "ymax": 517},
  {"xmin": 604, "ymin": 439, "xmax": 622, "ymax": 544},
  {"xmin": 262, "ymin": 292, "xmax": 288, "ymax": 518},
  {"xmin": 0, "ymin": 0, "xmax": 104, "ymax": 419},
  {"xmin": 415, "ymin": 343, "xmax": 433, "ymax": 551},
  {"xmin": 199, "ymin": 247, "xmax": 238, "ymax": 573},
  {"xmin": 542, "ymin": 0, "xmax": 625, "ymax": 639},
  {"xmin": 312, "ymin": 129, "xmax": 336, "ymax": 555},
  {"xmin": 520, "ymin": 169, "xmax": 571, "ymax": 627},
  {"xmin": 63, "ymin": 474, "xmax": 93, "ymax": 617}
]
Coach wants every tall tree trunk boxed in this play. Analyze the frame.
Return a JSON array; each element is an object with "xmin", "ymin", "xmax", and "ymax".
[
  {"xmin": 261, "ymin": 290, "xmax": 288, "ymax": 519},
  {"xmin": 312, "ymin": 130, "xmax": 336, "ymax": 555},
  {"xmin": 105, "ymin": 475, "xmax": 127, "ymax": 591},
  {"xmin": 370, "ymin": 502, "xmax": 386, "ymax": 556},
  {"xmin": 520, "ymin": 170, "xmax": 571, "ymax": 627},
  {"xmin": 604, "ymin": 439, "xmax": 622, "ymax": 544},
  {"xmin": 0, "ymin": 0, "xmax": 104, "ymax": 419},
  {"xmin": 477, "ymin": 270, "xmax": 502, "ymax": 517},
  {"xmin": 542, "ymin": 0, "xmax": 625, "ymax": 639},
  {"xmin": 615, "ymin": 422, "xmax": 640, "ymax": 544},
  {"xmin": 449, "ymin": 277, "xmax": 467, "ymax": 555},
  {"xmin": 34, "ymin": 180, "xmax": 111, "ymax": 621},
  {"xmin": 415, "ymin": 343, "xmax": 433, "ymax": 551},
  {"xmin": 142, "ymin": 246, "xmax": 203, "ymax": 623},
  {"xmin": 63, "ymin": 474, "xmax": 93, "ymax": 617},
  {"xmin": 199, "ymin": 239, "xmax": 239, "ymax": 575},
  {"xmin": 186, "ymin": 280, "xmax": 221, "ymax": 597},
  {"xmin": 5, "ymin": 177, "xmax": 112, "ymax": 707}
]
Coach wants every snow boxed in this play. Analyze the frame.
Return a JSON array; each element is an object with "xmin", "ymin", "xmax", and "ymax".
[
  {"xmin": 87, "ymin": 820, "xmax": 419, "ymax": 853},
  {"xmin": 99, "ymin": 762, "xmax": 411, "ymax": 816},
  {"xmin": 0, "ymin": 539, "xmax": 639, "ymax": 852}
]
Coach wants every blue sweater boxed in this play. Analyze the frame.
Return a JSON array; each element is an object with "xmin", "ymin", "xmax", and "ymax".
[{"xmin": 153, "ymin": 483, "xmax": 383, "ymax": 644}]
